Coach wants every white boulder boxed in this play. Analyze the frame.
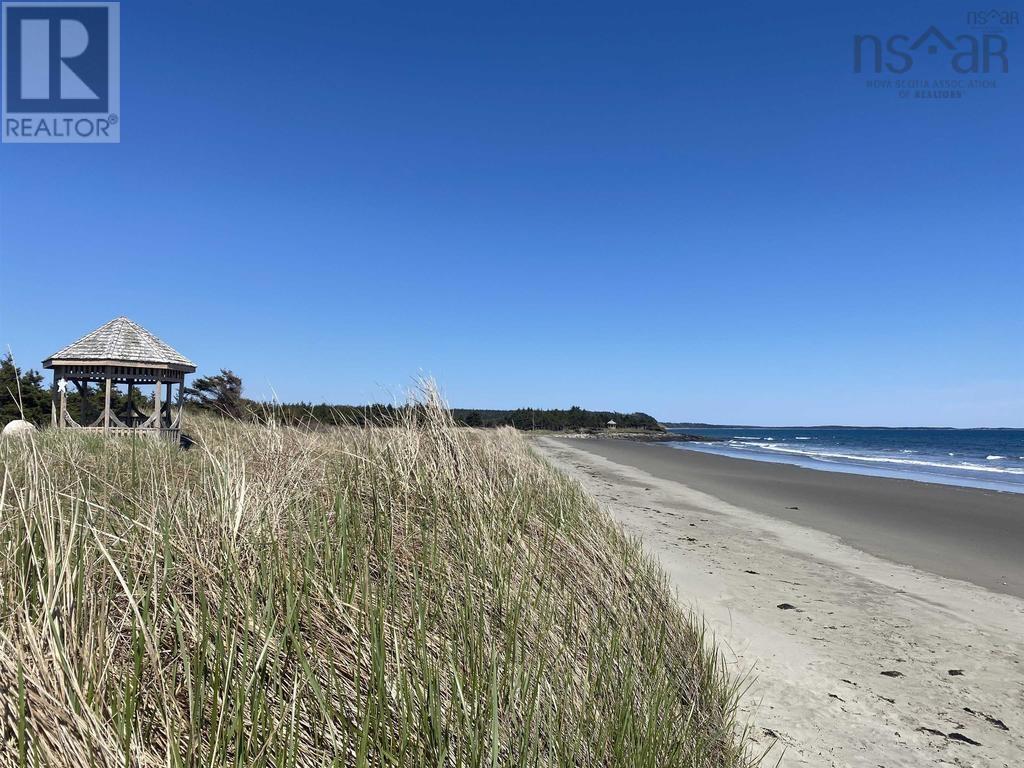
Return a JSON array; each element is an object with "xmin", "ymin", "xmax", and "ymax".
[{"xmin": 2, "ymin": 419, "xmax": 37, "ymax": 438}]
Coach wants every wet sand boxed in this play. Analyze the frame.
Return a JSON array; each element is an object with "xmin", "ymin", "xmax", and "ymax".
[
  {"xmin": 535, "ymin": 436, "xmax": 1024, "ymax": 767},
  {"xmin": 560, "ymin": 439, "xmax": 1024, "ymax": 598}
]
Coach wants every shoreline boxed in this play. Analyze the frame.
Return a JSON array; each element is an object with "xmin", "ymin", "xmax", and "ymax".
[
  {"xmin": 534, "ymin": 436, "xmax": 1024, "ymax": 766},
  {"xmin": 555, "ymin": 438, "xmax": 1024, "ymax": 598}
]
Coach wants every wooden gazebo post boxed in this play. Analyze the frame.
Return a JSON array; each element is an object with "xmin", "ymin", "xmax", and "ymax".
[
  {"xmin": 154, "ymin": 378, "xmax": 162, "ymax": 429},
  {"xmin": 103, "ymin": 373, "xmax": 112, "ymax": 432},
  {"xmin": 50, "ymin": 374, "xmax": 58, "ymax": 427}
]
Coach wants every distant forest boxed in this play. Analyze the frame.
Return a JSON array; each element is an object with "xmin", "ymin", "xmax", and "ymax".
[
  {"xmin": 262, "ymin": 403, "xmax": 661, "ymax": 431},
  {"xmin": 176, "ymin": 371, "xmax": 665, "ymax": 432},
  {"xmin": 449, "ymin": 407, "xmax": 662, "ymax": 431}
]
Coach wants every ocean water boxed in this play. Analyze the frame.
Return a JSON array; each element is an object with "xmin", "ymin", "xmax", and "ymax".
[{"xmin": 666, "ymin": 427, "xmax": 1024, "ymax": 494}]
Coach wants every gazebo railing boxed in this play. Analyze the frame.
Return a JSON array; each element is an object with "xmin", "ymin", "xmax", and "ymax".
[
  {"xmin": 56, "ymin": 403, "xmax": 184, "ymax": 441},
  {"xmin": 75, "ymin": 425, "xmax": 182, "ymax": 441}
]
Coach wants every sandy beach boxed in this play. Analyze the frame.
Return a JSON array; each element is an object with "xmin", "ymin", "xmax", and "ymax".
[{"xmin": 535, "ymin": 437, "xmax": 1024, "ymax": 767}]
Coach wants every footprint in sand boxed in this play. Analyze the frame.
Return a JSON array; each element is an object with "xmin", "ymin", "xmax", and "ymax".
[
  {"xmin": 918, "ymin": 727, "xmax": 982, "ymax": 746},
  {"xmin": 963, "ymin": 707, "xmax": 1009, "ymax": 731}
]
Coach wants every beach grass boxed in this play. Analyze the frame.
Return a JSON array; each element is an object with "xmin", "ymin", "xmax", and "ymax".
[{"xmin": 0, "ymin": 387, "xmax": 754, "ymax": 767}]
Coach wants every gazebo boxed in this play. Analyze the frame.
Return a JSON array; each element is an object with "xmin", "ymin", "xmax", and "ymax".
[{"xmin": 42, "ymin": 317, "xmax": 196, "ymax": 440}]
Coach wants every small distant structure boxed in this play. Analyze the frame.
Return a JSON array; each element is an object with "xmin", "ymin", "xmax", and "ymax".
[
  {"xmin": 606, "ymin": 420, "xmax": 617, "ymax": 430},
  {"xmin": 43, "ymin": 317, "xmax": 196, "ymax": 441}
]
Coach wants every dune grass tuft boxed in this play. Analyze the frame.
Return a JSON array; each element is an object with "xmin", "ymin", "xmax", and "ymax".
[{"xmin": 0, "ymin": 387, "xmax": 754, "ymax": 767}]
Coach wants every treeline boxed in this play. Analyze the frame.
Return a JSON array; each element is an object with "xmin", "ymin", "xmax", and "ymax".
[
  {"xmin": 182, "ymin": 372, "xmax": 665, "ymax": 432},
  {"xmin": 1, "ymin": 354, "xmax": 50, "ymax": 425},
  {"xmin": 182, "ymin": 370, "xmax": 403, "ymax": 426},
  {"xmin": 2, "ymin": 362, "xmax": 662, "ymax": 433},
  {"xmin": 450, "ymin": 407, "xmax": 662, "ymax": 431},
  {"xmin": 266, "ymin": 404, "xmax": 663, "ymax": 431}
]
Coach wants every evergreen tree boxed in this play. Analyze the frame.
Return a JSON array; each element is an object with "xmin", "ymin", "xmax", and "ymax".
[
  {"xmin": 184, "ymin": 369, "xmax": 245, "ymax": 418},
  {"xmin": 0, "ymin": 353, "xmax": 51, "ymax": 426}
]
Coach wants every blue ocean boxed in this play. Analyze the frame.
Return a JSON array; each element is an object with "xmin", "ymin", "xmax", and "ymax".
[{"xmin": 666, "ymin": 427, "xmax": 1024, "ymax": 494}]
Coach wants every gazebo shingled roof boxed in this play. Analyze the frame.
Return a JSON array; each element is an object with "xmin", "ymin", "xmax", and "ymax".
[{"xmin": 44, "ymin": 316, "xmax": 196, "ymax": 370}]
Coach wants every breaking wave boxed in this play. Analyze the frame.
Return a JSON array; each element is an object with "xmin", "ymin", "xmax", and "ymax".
[{"xmin": 723, "ymin": 441, "xmax": 1024, "ymax": 476}]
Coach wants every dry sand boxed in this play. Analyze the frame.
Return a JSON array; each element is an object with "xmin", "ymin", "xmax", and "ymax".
[{"xmin": 534, "ymin": 437, "xmax": 1024, "ymax": 768}]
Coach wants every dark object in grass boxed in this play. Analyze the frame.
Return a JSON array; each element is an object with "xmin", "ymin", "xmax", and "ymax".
[
  {"xmin": 880, "ymin": 670, "xmax": 903, "ymax": 677},
  {"xmin": 179, "ymin": 432, "xmax": 195, "ymax": 449},
  {"xmin": 948, "ymin": 669, "xmax": 964, "ymax": 676},
  {"xmin": 777, "ymin": 603, "xmax": 797, "ymax": 610}
]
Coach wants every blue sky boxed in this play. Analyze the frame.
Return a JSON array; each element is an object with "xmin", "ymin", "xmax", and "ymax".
[{"xmin": 1, "ymin": 1, "xmax": 1022, "ymax": 426}]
